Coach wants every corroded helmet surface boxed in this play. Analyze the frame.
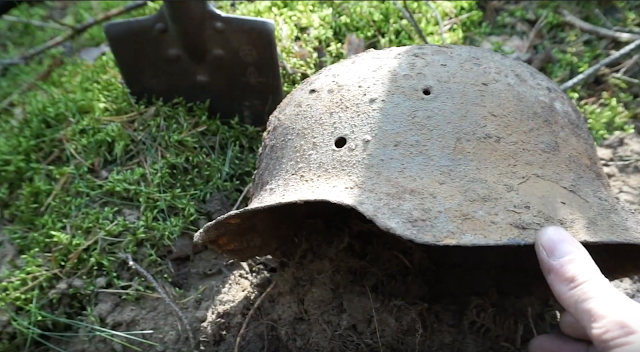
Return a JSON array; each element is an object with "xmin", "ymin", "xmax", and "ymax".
[{"xmin": 194, "ymin": 44, "xmax": 640, "ymax": 262}]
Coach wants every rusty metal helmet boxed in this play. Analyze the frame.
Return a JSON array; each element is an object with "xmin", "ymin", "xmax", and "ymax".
[{"xmin": 194, "ymin": 44, "xmax": 640, "ymax": 267}]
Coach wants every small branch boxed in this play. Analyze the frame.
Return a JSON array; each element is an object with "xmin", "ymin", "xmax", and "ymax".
[
  {"xmin": 560, "ymin": 38, "xmax": 640, "ymax": 91},
  {"xmin": 0, "ymin": 1, "xmax": 150, "ymax": 66},
  {"xmin": 524, "ymin": 12, "xmax": 547, "ymax": 54},
  {"xmin": 424, "ymin": 1, "xmax": 445, "ymax": 44},
  {"xmin": 393, "ymin": 1, "xmax": 429, "ymax": 44},
  {"xmin": 120, "ymin": 253, "xmax": 196, "ymax": 351},
  {"xmin": 234, "ymin": 281, "xmax": 276, "ymax": 352},
  {"xmin": 2, "ymin": 15, "xmax": 67, "ymax": 30},
  {"xmin": 561, "ymin": 10, "xmax": 640, "ymax": 42}
]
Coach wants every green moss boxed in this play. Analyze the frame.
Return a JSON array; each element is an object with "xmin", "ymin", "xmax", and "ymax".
[{"xmin": 0, "ymin": 53, "xmax": 263, "ymax": 349}]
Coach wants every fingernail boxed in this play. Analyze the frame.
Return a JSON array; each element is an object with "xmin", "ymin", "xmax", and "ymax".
[{"xmin": 537, "ymin": 226, "xmax": 580, "ymax": 260}]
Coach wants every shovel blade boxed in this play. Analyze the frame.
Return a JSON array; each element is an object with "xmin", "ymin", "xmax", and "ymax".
[{"xmin": 103, "ymin": 2, "xmax": 284, "ymax": 128}]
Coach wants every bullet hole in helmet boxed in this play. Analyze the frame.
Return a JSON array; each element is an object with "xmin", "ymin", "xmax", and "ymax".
[
  {"xmin": 309, "ymin": 89, "xmax": 317, "ymax": 94},
  {"xmin": 334, "ymin": 136, "xmax": 347, "ymax": 149},
  {"xmin": 422, "ymin": 87, "xmax": 431, "ymax": 96}
]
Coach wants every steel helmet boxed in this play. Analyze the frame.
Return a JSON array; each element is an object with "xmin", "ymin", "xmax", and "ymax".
[{"xmin": 194, "ymin": 44, "xmax": 640, "ymax": 275}]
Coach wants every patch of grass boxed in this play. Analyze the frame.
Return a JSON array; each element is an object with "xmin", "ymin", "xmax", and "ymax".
[
  {"xmin": 0, "ymin": 0, "xmax": 639, "ymax": 350},
  {"xmin": 10, "ymin": 297, "xmax": 158, "ymax": 352},
  {"xmin": 0, "ymin": 50, "xmax": 263, "ymax": 349}
]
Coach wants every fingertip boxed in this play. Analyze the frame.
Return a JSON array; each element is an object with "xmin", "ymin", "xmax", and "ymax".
[
  {"xmin": 535, "ymin": 226, "xmax": 582, "ymax": 261},
  {"xmin": 528, "ymin": 333, "xmax": 592, "ymax": 352},
  {"xmin": 534, "ymin": 226, "xmax": 638, "ymax": 343}
]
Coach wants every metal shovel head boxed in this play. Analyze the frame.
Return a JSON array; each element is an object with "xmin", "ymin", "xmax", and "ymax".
[{"xmin": 103, "ymin": 1, "xmax": 284, "ymax": 128}]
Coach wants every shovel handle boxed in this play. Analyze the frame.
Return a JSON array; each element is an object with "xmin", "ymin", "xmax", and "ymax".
[{"xmin": 163, "ymin": 0, "xmax": 212, "ymax": 64}]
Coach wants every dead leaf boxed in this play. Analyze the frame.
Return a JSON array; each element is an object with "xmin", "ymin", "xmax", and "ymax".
[
  {"xmin": 343, "ymin": 33, "xmax": 365, "ymax": 58},
  {"xmin": 78, "ymin": 43, "xmax": 110, "ymax": 63}
]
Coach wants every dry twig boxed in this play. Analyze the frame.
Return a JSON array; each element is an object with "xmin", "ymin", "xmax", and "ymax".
[
  {"xmin": 619, "ymin": 53, "xmax": 640, "ymax": 75},
  {"xmin": 232, "ymin": 183, "xmax": 252, "ymax": 211},
  {"xmin": 424, "ymin": 1, "xmax": 445, "ymax": 44},
  {"xmin": 524, "ymin": 12, "xmax": 547, "ymax": 54},
  {"xmin": 560, "ymin": 38, "xmax": 640, "ymax": 91},
  {"xmin": 613, "ymin": 26, "xmax": 640, "ymax": 35},
  {"xmin": 393, "ymin": 1, "xmax": 429, "ymax": 44},
  {"xmin": 0, "ymin": 1, "xmax": 150, "ymax": 66},
  {"xmin": 235, "ymin": 281, "xmax": 276, "ymax": 352},
  {"xmin": 442, "ymin": 12, "xmax": 473, "ymax": 31},
  {"xmin": 0, "ymin": 57, "xmax": 64, "ymax": 111},
  {"xmin": 561, "ymin": 10, "xmax": 640, "ymax": 42},
  {"xmin": 612, "ymin": 74, "xmax": 640, "ymax": 85},
  {"xmin": 120, "ymin": 253, "xmax": 196, "ymax": 351},
  {"xmin": 2, "ymin": 15, "xmax": 67, "ymax": 30}
]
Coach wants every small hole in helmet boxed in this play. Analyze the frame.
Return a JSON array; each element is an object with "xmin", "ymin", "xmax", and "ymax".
[
  {"xmin": 422, "ymin": 87, "xmax": 431, "ymax": 96},
  {"xmin": 309, "ymin": 89, "xmax": 317, "ymax": 94},
  {"xmin": 334, "ymin": 137, "xmax": 347, "ymax": 149}
]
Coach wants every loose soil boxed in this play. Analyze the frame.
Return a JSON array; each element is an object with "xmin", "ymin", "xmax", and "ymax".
[{"xmin": 54, "ymin": 131, "xmax": 640, "ymax": 352}]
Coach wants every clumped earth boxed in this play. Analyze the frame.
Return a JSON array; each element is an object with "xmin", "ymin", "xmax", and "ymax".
[{"xmin": 51, "ymin": 130, "xmax": 640, "ymax": 352}]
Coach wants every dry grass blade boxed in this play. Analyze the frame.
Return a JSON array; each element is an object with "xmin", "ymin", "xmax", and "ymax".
[
  {"xmin": 40, "ymin": 173, "xmax": 72, "ymax": 212},
  {"xmin": 366, "ymin": 285, "xmax": 383, "ymax": 352},
  {"xmin": 232, "ymin": 184, "xmax": 252, "ymax": 211}
]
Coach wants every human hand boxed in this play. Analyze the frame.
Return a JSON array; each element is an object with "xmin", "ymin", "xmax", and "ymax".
[{"xmin": 529, "ymin": 226, "xmax": 640, "ymax": 352}]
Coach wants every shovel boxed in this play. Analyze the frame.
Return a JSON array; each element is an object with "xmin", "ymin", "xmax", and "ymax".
[{"xmin": 103, "ymin": 0, "xmax": 284, "ymax": 128}]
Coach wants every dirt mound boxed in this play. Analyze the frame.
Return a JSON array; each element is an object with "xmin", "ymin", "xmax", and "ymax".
[
  {"xmin": 207, "ymin": 209, "xmax": 559, "ymax": 352},
  {"xmin": 54, "ymin": 131, "xmax": 640, "ymax": 352}
]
